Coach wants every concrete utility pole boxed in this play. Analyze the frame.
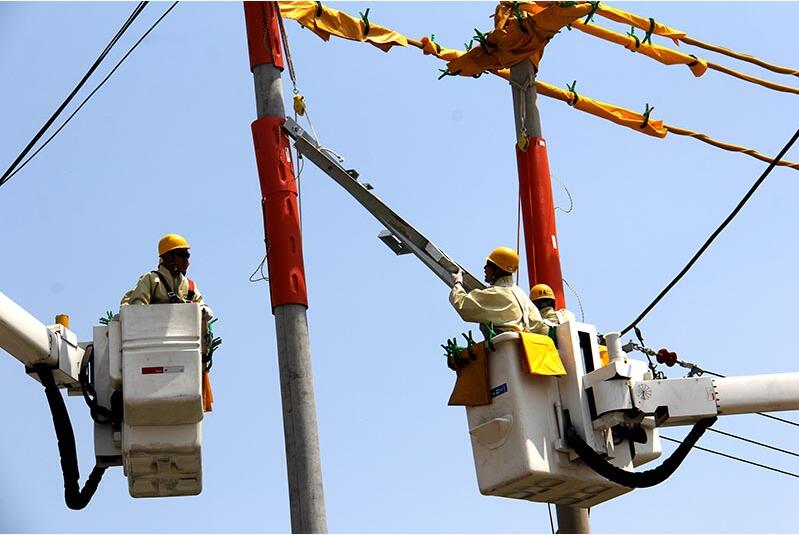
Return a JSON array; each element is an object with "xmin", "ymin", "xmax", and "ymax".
[
  {"xmin": 243, "ymin": 3, "xmax": 327, "ymax": 533},
  {"xmin": 510, "ymin": 60, "xmax": 566, "ymax": 310},
  {"xmin": 510, "ymin": 60, "xmax": 587, "ymax": 533}
]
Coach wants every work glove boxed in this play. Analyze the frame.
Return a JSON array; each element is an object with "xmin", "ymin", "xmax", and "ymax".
[{"xmin": 451, "ymin": 269, "xmax": 464, "ymax": 286}]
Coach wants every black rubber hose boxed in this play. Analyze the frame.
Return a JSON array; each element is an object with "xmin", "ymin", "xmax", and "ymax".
[
  {"xmin": 564, "ymin": 411, "xmax": 717, "ymax": 488},
  {"xmin": 34, "ymin": 364, "xmax": 107, "ymax": 510}
]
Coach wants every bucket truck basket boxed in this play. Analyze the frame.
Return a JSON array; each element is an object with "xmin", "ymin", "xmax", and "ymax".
[{"xmin": 464, "ymin": 322, "xmax": 661, "ymax": 508}]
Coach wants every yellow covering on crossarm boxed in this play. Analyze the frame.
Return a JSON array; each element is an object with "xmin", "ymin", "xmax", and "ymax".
[
  {"xmin": 520, "ymin": 333, "xmax": 566, "ymax": 376},
  {"xmin": 446, "ymin": 2, "xmax": 593, "ymax": 77},
  {"xmin": 279, "ymin": 1, "xmax": 408, "ymax": 52}
]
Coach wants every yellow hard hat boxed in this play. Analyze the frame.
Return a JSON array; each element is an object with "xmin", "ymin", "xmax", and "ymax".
[
  {"xmin": 158, "ymin": 234, "xmax": 190, "ymax": 256},
  {"xmin": 486, "ymin": 246, "xmax": 519, "ymax": 274},
  {"xmin": 530, "ymin": 283, "xmax": 555, "ymax": 302}
]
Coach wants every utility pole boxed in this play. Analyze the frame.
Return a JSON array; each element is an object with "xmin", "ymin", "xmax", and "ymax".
[
  {"xmin": 243, "ymin": 3, "xmax": 327, "ymax": 533},
  {"xmin": 510, "ymin": 60, "xmax": 566, "ymax": 310},
  {"xmin": 510, "ymin": 60, "xmax": 587, "ymax": 533}
]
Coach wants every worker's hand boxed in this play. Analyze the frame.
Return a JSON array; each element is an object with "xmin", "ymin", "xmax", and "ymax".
[{"xmin": 451, "ymin": 269, "xmax": 464, "ymax": 286}]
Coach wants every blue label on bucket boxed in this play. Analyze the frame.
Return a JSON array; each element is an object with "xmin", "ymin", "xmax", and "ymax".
[{"xmin": 490, "ymin": 383, "xmax": 508, "ymax": 399}]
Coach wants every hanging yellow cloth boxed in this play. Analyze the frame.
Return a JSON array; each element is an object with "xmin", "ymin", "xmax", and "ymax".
[
  {"xmin": 446, "ymin": 2, "xmax": 592, "ymax": 76},
  {"xmin": 202, "ymin": 371, "xmax": 214, "ymax": 412},
  {"xmin": 279, "ymin": 1, "xmax": 408, "ymax": 52},
  {"xmin": 519, "ymin": 333, "xmax": 566, "ymax": 376}
]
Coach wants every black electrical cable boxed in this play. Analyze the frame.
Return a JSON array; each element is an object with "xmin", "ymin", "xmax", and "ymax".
[
  {"xmin": 0, "ymin": 2, "xmax": 148, "ymax": 187},
  {"xmin": 564, "ymin": 411, "xmax": 717, "ymax": 488},
  {"xmin": 758, "ymin": 412, "xmax": 799, "ymax": 427},
  {"xmin": 34, "ymin": 364, "xmax": 107, "ymax": 510},
  {"xmin": 1, "ymin": 2, "xmax": 179, "ymax": 185},
  {"xmin": 661, "ymin": 436, "xmax": 799, "ymax": 480},
  {"xmin": 620, "ymin": 127, "xmax": 799, "ymax": 336},
  {"xmin": 707, "ymin": 428, "xmax": 799, "ymax": 458}
]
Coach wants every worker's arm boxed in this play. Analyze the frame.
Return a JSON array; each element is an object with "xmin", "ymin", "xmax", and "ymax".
[
  {"xmin": 120, "ymin": 273, "xmax": 155, "ymax": 306},
  {"xmin": 527, "ymin": 305, "xmax": 549, "ymax": 336},
  {"xmin": 449, "ymin": 284, "xmax": 512, "ymax": 324}
]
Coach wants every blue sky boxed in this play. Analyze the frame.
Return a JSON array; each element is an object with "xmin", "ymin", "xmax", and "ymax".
[{"xmin": 1, "ymin": 2, "xmax": 799, "ymax": 532}]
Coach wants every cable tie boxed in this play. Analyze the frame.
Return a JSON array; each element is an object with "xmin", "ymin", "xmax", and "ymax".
[
  {"xmin": 566, "ymin": 80, "xmax": 579, "ymax": 105},
  {"xmin": 642, "ymin": 17, "xmax": 655, "ymax": 45},
  {"xmin": 430, "ymin": 33, "xmax": 441, "ymax": 54},
  {"xmin": 513, "ymin": 1, "xmax": 528, "ymax": 33},
  {"xmin": 437, "ymin": 68, "xmax": 462, "ymax": 80},
  {"xmin": 627, "ymin": 26, "xmax": 641, "ymax": 49},
  {"xmin": 473, "ymin": 28, "xmax": 496, "ymax": 54},
  {"xmin": 359, "ymin": 8, "xmax": 370, "ymax": 37},
  {"xmin": 640, "ymin": 103, "xmax": 654, "ymax": 129},
  {"xmin": 687, "ymin": 54, "xmax": 699, "ymax": 67},
  {"xmin": 464, "ymin": 39, "xmax": 473, "ymax": 51},
  {"xmin": 583, "ymin": 1, "xmax": 600, "ymax": 24},
  {"xmin": 315, "ymin": 1, "xmax": 323, "ymax": 18}
]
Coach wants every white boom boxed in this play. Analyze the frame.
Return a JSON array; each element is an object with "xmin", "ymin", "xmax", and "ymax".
[{"xmin": 0, "ymin": 290, "xmax": 55, "ymax": 367}]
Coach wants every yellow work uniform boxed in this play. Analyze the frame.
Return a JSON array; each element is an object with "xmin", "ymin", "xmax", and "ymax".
[
  {"xmin": 450, "ymin": 275, "xmax": 548, "ymax": 335},
  {"xmin": 540, "ymin": 306, "xmax": 575, "ymax": 326},
  {"xmin": 121, "ymin": 264, "xmax": 208, "ymax": 309}
]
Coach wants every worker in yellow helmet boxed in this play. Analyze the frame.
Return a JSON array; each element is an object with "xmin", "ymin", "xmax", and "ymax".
[
  {"xmin": 121, "ymin": 234, "xmax": 213, "ymax": 318},
  {"xmin": 449, "ymin": 247, "xmax": 547, "ymax": 336},
  {"xmin": 530, "ymin": 283, "xmax": 574, "ymax": 327}
]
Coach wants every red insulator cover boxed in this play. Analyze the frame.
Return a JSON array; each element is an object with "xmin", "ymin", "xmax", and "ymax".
[
  {"xmin": 515, "ymin": 138, "xmax": 565, "ymax": 308},
  {"xmin": 243, "ymin": 2, "xmax": 284, "ymax": 71},
  {"xmin": 251, "ymin": 116, "xmax": 308, "ymax": 309}
]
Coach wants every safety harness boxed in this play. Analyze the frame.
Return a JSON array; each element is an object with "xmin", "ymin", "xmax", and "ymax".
[{"xmin": 151, "ymin": 270, "xmax": 196, "ymax": 303}]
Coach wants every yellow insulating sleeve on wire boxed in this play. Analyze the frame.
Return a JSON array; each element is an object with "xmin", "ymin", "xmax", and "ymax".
[
  {"xmin": 532, "ymin": 77, "xmax": 668, "ymax": 138},
  {"xmin": 595, "ymin": 4, "xmax": 687, "ymax": 44},
  {"xmin": 279, "ymin": 1, "xmax": 408, "ymax": 52},
  {"xmin": 572, "ymin": 19, "xmax": 707, "ymax": 77},
  {"xmin": 445, "ymin": 2, "xmax": 593, "ymax": 77}
]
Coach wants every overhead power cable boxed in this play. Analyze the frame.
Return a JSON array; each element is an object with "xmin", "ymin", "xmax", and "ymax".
[
  {"xmin": 1, "ymin": 1, "xmax": 179, "ymax": 185},
  {"xmin": 0, "ymin": 2, "xmax": 148, "ymax": 188},
  {"xmin": 620, "ymin": 127, "xmax": 799, "ymax": 336},
  {"xmin": 707, "ymin": 428, "xmax": 799, "ymax": 458},
  {"xmin": 661, "ymin": 435, "xmax": 799, "ymax": 480}
]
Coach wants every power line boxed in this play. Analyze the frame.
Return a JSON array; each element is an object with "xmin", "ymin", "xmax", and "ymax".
[
  {"xmin": 661, "ymin": 435, "xmax": 799, "ymax": 480},
  {"xmin": 1, "ymin": 1, "xmax": 179, "ymax": 185},
  {"xmin": 0, "ymin": 2, "xmax": 148, "ymax": 188},
  {"xmin": 707, "ymin": 428, "xmax": 799, "ymax": 458},
  {"xmin": 620, "ymin": 127, "xmax": 799, "ymax": 336}
]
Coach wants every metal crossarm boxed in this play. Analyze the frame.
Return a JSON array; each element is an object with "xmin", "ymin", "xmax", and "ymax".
[{"xmin": 283, "ymin": 117, "xmax": 485, "ymax": 293}]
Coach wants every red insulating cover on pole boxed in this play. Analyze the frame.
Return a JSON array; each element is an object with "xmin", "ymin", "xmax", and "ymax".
[
  {"xmin": 515, "ymin": 137, "xmax": 566, "ymax": 309},
  {"xmin": 243, "ymin": 1, "xmax": 284, "ymax": 71},
  {"xmin": 251, "ymin": 116, "xmax": 308, "ymax": 308}
]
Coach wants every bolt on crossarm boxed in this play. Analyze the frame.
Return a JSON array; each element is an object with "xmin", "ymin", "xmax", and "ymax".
[
  {"xmin": 242, "ymin": 2, "xmax": 327, "ymax": 533},
  {"xmin": 510, "ymin": 60, "xmax": 582, "ymax": 532}
]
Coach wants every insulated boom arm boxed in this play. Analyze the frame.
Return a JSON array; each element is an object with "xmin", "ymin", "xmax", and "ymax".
[{"xmin": 283, "ymin": 117, "xmax": 485, "ymax": 293}]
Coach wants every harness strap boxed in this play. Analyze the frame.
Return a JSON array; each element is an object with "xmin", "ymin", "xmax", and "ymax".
[
  {"xmin": 187, "ymin": 279, "xmax": 196, "ymax": 302},
  {"xmin": 151, "ymin": 270, "xmax": 184, "ymax": 304}
]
